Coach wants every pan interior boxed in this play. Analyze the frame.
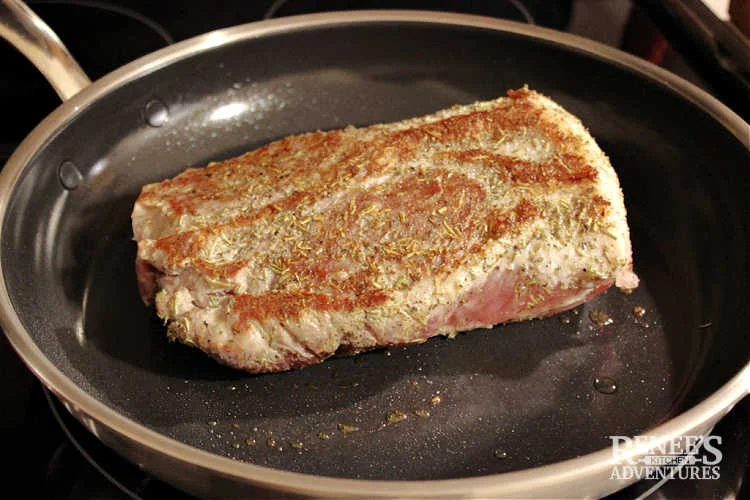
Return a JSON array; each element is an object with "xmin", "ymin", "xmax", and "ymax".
[{"xmin": 2, "ymin": 22, "xmax": 749, "ymax": 480}]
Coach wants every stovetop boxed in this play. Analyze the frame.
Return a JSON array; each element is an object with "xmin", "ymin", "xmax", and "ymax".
[{"xmin": 1, "ymin": 1, "xmax": 748, "ymax": 498}]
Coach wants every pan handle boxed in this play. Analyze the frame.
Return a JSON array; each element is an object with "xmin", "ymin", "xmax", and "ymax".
[{"xmin": 0, "ymin": 0, "xmax": 90, "ymax": 100}]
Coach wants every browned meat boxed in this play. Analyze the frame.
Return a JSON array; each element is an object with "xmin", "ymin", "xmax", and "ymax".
[{"xmin": 132, "ymin": 87, "xmax": 638, "ymax": 373}]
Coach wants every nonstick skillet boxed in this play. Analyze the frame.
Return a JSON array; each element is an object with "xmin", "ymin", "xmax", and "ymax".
[{"xmin": 1, "ymin": 2, "xmax": 749, "ymax": 498}]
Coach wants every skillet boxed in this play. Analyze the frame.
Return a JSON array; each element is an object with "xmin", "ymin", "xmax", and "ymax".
[{"xmin": 1, "ymin": 2, "xmax": 749, "ymax": 497}]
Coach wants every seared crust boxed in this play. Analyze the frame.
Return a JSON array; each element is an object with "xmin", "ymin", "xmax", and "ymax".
[{"xmin": 133, "ymin": 87, "xmax": 638, "ymax": 373}]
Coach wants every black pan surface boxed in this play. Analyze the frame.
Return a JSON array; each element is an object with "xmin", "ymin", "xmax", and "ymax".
[{"xmin": 3, "ymin": 20, "xmax": 749, "ymax": 481}]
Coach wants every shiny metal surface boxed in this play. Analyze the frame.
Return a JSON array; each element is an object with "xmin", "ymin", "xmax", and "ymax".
[
  {"xmin": 0, "ymin": 0, "xmax": 90, "ymax": 100},
  {"xmin": 0, "ymin": 10, "xmax": 748, "ymax": 498}
]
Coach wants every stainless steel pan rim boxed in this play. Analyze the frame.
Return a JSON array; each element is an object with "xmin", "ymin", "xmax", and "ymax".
[{"xmin": 0, "ymin": 10, "xmax": 748, "ymax": 498}]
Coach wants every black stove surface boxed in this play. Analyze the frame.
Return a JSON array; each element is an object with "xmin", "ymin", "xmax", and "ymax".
[{"xmin": 1, "ymin": 1, "xmax": 748, "ymax": 498}]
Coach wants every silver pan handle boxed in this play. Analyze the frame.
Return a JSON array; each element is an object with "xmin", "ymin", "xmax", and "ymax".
[{"xmin": 0, "ymin": 0, "xmax": 90, "ymax": 100}]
